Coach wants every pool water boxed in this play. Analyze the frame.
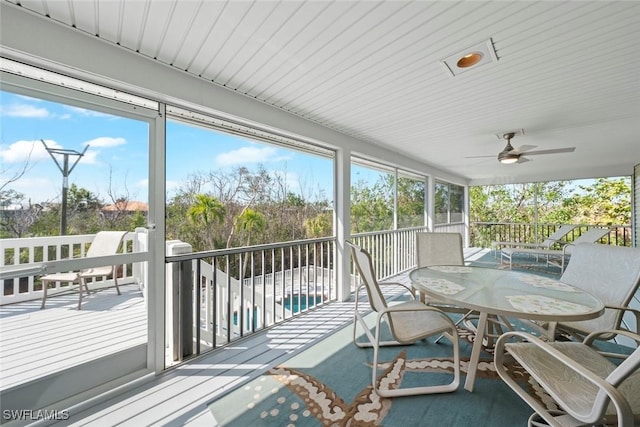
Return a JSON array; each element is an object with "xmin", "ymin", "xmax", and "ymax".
[{"xmin": 284, "ymin": 295, "xmax": 319, "ymax": 313}]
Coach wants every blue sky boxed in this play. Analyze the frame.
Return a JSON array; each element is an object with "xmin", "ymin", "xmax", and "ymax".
[{"xmin": 0, "ymin": 90, "xmax": 339, "ymax": 206}]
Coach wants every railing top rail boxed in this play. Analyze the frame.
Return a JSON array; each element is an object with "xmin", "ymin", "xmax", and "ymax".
[
  {"xmin": 1, "ymin": 232, "xmax": 136, "ymax": 246},
  {"xmin": 351, "ymin": 226, "xmax": 428, "ymax": 239},
  {"xmin": 472, "ymin": 222, "xmax": 631, "ymax": 228},
  {"xmin": 166, "ymin": 236, "xmax": 336, "ymax": 263}
]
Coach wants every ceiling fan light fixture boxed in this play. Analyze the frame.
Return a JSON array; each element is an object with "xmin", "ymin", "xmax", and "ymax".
[{"xmin": 499, "ymin": 156, "xmax": 519, "ymax": 164}]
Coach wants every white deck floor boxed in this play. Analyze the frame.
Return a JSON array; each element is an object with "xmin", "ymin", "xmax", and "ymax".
[
  {"xmin": 0, "ymin": 284, "xmax": 146, "ymax": 390},
  {"xmin": 50, "ymin": 282, "xmax": 388, "ymax": 427}
]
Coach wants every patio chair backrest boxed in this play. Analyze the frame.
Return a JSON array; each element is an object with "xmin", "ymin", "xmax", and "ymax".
[
  {"xmin": 538, "ymin": 224, "xmax": 576, "ymax": 248},
  {"xmin": 345, "ymin": 241, "xmax": 387, "ymax": 313},
  {"xmin": 416, "ymin": 232, "xmax": 464, "ymax": 267},
  {"xmin": 560, "ymin": 243, "xmax": 640, "ymax": 333},
  {"xmin": 85, "ymin": 231, "xmax": 127, "ymax": 258},
  {"xmin": 564, "ymin": 228, "xmax": 610, "ymax": 254}
]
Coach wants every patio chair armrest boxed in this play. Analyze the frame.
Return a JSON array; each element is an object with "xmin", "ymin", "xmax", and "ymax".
[
  {"xmin": 380, "ymin": 301, "xmax": 443, "ymax": 315},
  {"xmin": 583, "ymin": 329, "xmax": 640, "ymax": 347},
  {"xmin": 378, "ymin": 281, "xmax": 416, "ymax": 297},
  {"xmin": 495, "ymin": 331, "xmax": 631, "ymax": 418},
  {"xmin": 603, "ymin": 305, "xmax": 640, "ymax": 333}
]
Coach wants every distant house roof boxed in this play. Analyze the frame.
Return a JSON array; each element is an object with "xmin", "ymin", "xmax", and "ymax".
[{"xmin": 101, "ymin": 201, "xmax": 148, "ymax": 212}]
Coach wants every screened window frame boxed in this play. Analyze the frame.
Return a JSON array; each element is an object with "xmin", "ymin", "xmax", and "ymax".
[
  {"xmin": 351, "ymin": 156, "xmax": 428, "ymax": 231},
  {"xmin": 434, "ymin": 180, "xmax": 465, "ymax": 225}
]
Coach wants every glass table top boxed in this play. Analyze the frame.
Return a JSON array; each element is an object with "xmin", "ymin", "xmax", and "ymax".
[{"xmin": 409, "ymin": 266, "xmax": 604, "ymax": 321}]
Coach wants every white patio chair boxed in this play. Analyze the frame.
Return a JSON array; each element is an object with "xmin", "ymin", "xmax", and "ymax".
[
  {"xmin": 416, "ymin": 231, "xmax": 465, "ymax": 268},
  {"xmin": 543, "ymin": 243, "xmax": 640, "ymax": 345},
  {"xmin": 495, "ymin": 329, "xmax": 640, "ymax": 426},
  {"xmin": 346, "ymin": 240, "xmax": 460, "ymax": 397},
  {"xmin": 415, "ymin": 232, "xmax": 481, "ymax": 341},
  {"xmin": 40, "ymin": 231, "xmax": 128, "ymax": 310},
  {"xmin": 415, "ymin": 232, "xmax": 467, "ymax": 310},
  {"xmin": 501, "ymin": 227, "xmax": 610, "ymax": 272}
]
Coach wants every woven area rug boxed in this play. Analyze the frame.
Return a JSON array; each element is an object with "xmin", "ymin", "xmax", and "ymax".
[{"xmin": 209, "ymin": 311, "xmax": 555, "ymax": 426}]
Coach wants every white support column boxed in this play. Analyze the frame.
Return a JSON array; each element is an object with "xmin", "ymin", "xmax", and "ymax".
[
  {"xmin": 148, "ymin": 103, "xmax": 167, "ymax": 373},
  {"xmin": 427, "ymin": 176, "xmax": 435, "ymax": 231},
  {"xmin": 336, "ymin": 148, "xmax": 351, "ymax": 302},
  {"xmin": 464, "ymin": 185, "xmax": 471, "ymax": 247}
]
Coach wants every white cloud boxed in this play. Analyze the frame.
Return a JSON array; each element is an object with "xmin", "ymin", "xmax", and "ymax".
[
  {"xmin": 0, "ymin": 139, "xmax": 106, "ymax": 166},
  {"xmin": 84, "ymin": 136, "xmax": 126, "ymax": 148},
  {"xmin": 0, "ymin": 103, "xmax": 50, "ymax": 118},
  {"xmin": 6, "ymin": 177, "xmax": 59, "ymax": 203},
  {"xmin": 79, "ymin": 150, "xmax": 99, "ymax": 165},
  {"xmin": 0, "ymin": 139, "xmax": 61, "ymax": 163},
  {"xmin": 214, "ymin": 146, "xmax": 291, "ymax": 167}
]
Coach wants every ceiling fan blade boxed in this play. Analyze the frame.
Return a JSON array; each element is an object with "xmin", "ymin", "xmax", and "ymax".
[
  {"xmin": 512, "ymin": 144, "xmax": 537, "ymax": 154},
  {"xmin": 464, "ymin": 155, "xmax": 496, "ymax": 159},
  {"xmin": 523, "ymin": 147, "xmax": 576, "ymax": 156},
  {"xmin": 517, "ymin": 156, "xmax": 531, "ymax": 163}
]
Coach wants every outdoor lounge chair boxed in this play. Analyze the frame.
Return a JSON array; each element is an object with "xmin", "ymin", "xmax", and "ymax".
[
  {"xmin": 491, "ymin": 224, "xmax": 576, "ymax": 253},
  {"xmin": 500, "ymin": 227, "xmax": 610, "ymax": 272},
  {"xmin": 540, "ymin": 243, "xmax": 640, "ymax": 344},
  {"xmin": 495, "ymin": 329, "xmax": 640, "ymax": 426},
  {"xmin": 40, "ymin": 231, "xmax": 128, "ymax": 310},
  {"xmin": 346, "ymin": 240, "xmax": 460, "ymax": 397}
]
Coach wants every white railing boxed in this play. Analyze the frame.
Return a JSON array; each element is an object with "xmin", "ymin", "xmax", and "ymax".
[
  {"xmin": 0, "ymin": 231, "xmax": 141, "ymax": 305},
  {"xmin": 164, "ymin": 237, "xmax": 337, "ymax": 361},
  {"xmin": 2, "ymin": 227, "xmax": 459, "ymax": 362},
  {"xmin": 350, "ymin": 226, "xmax": 428, "ymax": 283}
]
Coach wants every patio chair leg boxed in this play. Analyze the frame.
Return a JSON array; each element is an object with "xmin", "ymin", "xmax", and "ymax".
[
  {"xmin": 435, "ymin": 309, "xmax": 473, "ymax": 344},
  {"xmin": 41, "ymin": 280, "xmax": 49, "ymax": 309},
  {"xmin": 114, "ymin": 266, "xmax": 121, "ymax": 295},
  {"xmin": 78, "ymin": 278, "xmax": 87, "ymax": 310}
]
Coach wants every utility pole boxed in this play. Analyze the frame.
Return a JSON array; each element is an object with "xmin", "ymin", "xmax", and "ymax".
[{"xmin": 41, "ymin": 140, "xmax": 88, "ymax": 235}]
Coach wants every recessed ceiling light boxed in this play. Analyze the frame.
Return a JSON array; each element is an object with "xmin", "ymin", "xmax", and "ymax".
[
  {"xmin": 457, "ymin": 52, "xmax": 483, "ymax": 68},
  {"xmin": 441, "ymin": 39, "xmax": 498, "ymax": 77}
]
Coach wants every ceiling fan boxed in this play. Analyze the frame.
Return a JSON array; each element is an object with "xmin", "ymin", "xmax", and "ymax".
[{"xmin": 468, "ymin": 132, "xmax": 576, "ymax": 164}]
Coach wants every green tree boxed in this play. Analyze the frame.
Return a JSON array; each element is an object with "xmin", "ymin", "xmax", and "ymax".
[
  {"xmin": 470, "ymin": 178, "xmax": 631, "ymax": 247},
  {"xmin": 350, "ymin": 178, "xmax": 393, "ymax": 233},
  {"xmin": 235, "ymin": 208, "xmax": 266, "ymax": 278},
  {"xmin": 236, "ymin": 208, "xmax": 266, "ymax": 247},
  {"xmin": 188, "ymin": 194, "xmax": 226, "ymax": 226},
  {"xmin": 304, "ymin": 212, "xmax": 332, "ymax": 238},
  {"xmin": 565, "ymin": 178, "xmax": 630, "ymax": 225},
  {"xmin": 66, "ymin": 184, "xmax": 103, "ymax": 234},
  {"xmin": 396, "ymin": 176, "xmax": 425, "ymax": 228},
  {"xmin": 187, "ymin": 194, "xmax": 226, "ymax": 250}
]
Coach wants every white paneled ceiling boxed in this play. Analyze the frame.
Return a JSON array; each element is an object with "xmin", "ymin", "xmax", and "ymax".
[{"xmin": 4, "ymin": 0, "xmax": 640, "ymax": 185}]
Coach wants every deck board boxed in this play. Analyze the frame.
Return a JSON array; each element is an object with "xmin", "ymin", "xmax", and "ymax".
[{"xmin": 0, "ymin": 284, "xmax": 146, "ymax": 390}]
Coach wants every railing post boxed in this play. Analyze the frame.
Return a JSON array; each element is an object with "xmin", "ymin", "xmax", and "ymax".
[
  {"xmin": 133, "ymin": 227, "xmax": 148, "ymax": 300},
  {"xmin": 166, "ymin": 241, "xmax": 192, "ymax": 362}
]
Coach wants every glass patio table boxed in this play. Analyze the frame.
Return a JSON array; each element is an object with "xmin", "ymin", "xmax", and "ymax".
[{"xmin": 409, "ymin": 265, "xmax": 604, "ymax": 392}]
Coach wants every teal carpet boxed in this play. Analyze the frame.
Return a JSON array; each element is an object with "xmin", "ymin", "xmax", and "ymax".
[{"xmin": 209, "ymin": 310, "xmax": 550, "ymax": 427}]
